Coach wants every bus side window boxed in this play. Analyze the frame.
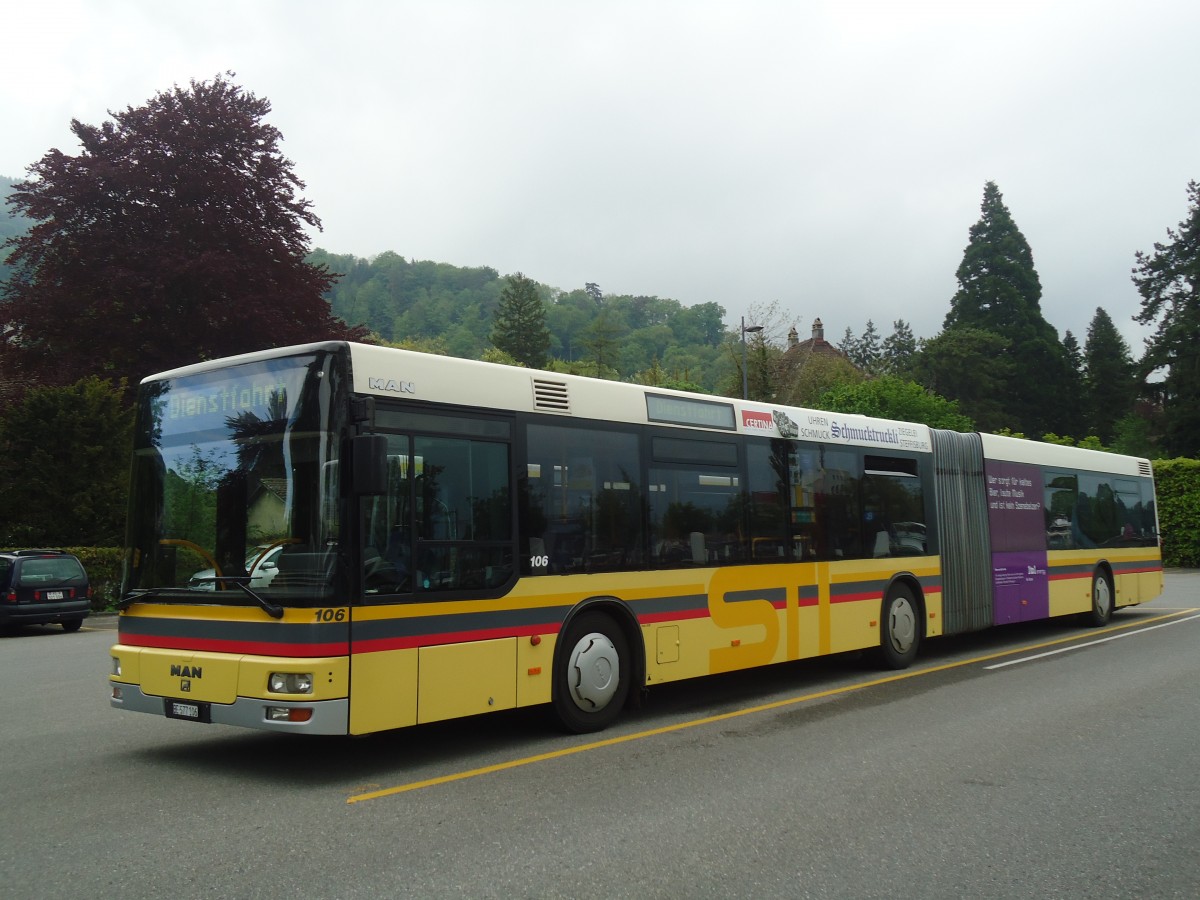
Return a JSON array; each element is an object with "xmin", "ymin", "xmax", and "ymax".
[
  {"xmin": 811, "ymin": 449, "xmax": 861, "ymax": 560},
  {"xmin": 1044, "ymin": 471, "xmax": 1077, "ymax": 550},
  {"xmin": 746, "ymin": 440, "xmax": 792, "ymax": 559},
  {"xmin": 362, "ymin": 435, "xmax": 414, "ymax": 595},
  {"xmin": 648, "ymin": 467, "xmax": 744, "ymax": 566},
  {"xmin": 861, "ymin": 456, "xmax": 925, "ymax": 558},
  {"xmin": 413, "ymin": 435, "xmax": 512, "ymax": 592},
  {"xmin": 523, "ymin": 423, "xmax": 642, "ymax": 575}
]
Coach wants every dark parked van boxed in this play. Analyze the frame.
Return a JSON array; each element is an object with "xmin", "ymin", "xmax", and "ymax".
[{"xmin": 0, "ymin": 550, "xmax": 91, "ymax": 632}]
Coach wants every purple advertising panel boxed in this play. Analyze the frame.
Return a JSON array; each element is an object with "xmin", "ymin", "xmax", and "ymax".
[
  {"xmin": 985, "ymin": 460, "xmax": 1049, "ymax": 624},
  {"xmin": 991, "ymin": 551, "xmax": 1049, "ymax": 624}
]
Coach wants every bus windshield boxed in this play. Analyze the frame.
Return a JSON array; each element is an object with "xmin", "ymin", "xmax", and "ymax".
[{"xmin": 123, "ymin": 349, "xmax": 346, "ymax": 605}]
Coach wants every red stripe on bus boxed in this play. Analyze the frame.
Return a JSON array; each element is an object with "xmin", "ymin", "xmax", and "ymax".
[
  {"xmin": 351, "ymin": 623, "xmax": 557, "ymax": 654},
  {"xmin": 120, "ymin": 633, "xmax": 348, "ymax": 657},
  {"xmin": 636, "ymin": 609, "xmax": 710, "ymax": 625},
  {"xmin": 831, "ymin": 590, "xmax": 880, "ymax": 604},
  {"xmin": 1049, "ymin": 564, "xmax": 1162, "ymax": 582}
]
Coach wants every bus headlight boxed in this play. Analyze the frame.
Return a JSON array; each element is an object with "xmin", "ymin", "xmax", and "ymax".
[
  {"xmin": 269, "ymin": 672, "xmax": 314, "ymax": 694},
  {"xmin": 111, "ymin": 656, "xmax": 122, "ymax": 677}
]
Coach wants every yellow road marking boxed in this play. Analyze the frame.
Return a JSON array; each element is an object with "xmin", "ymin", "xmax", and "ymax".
[{"xmin": 346, "ymin": 608, "xmax": 1198, "ymax": 805}]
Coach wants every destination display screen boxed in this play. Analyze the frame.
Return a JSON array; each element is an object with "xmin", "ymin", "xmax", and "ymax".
[{"xmin": 646, "ymin": 394, "xmax": 737, "ymax": 430}]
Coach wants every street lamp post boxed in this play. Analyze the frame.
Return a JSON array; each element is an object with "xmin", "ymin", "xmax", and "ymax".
[{"xmin": 741, "ymin": 316, "xmax": 763, "ymax": 400}]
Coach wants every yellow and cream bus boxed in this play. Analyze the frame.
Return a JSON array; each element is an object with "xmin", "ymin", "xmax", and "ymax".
[{"xmin": 109, "ymin": 341, "xmax": 1162, "ymax": 734}]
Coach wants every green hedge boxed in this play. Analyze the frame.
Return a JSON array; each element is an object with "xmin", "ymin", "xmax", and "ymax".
[
  {"xmin": 66, "ymin": 546, "xmax": 124, "ymax": 611},
  {"xmin": 1153, "ymin": 458, "xmax": 1200, "ymax": 568}
]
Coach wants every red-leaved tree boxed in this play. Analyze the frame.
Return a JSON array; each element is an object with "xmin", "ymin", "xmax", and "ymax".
[{"xmin": 1, "ymin": 73, "xmax": 364, "ymax": 390}]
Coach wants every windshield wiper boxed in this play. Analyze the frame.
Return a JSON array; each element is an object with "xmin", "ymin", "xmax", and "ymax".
[
  {"xmin": 116, "ymin": 580, "xmax": 284, "ymax": 619},
  {"xmin": 115, "ymin": 588, "xmax": 171, "ymax": 610},
  {"xmin": 188, "ymin": 575, "xmax": 283, "ymax": 619},
  {"xmin": 235, "ymin": 582, "xmax": 284, "ymax": 619}
]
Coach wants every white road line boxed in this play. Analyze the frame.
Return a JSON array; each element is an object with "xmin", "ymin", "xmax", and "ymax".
[{"xmin": 985, "ymin": 613, "xmax": 1200, "ymax": 670}]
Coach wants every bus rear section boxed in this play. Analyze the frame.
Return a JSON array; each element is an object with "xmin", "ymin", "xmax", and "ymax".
[{"xmin": 931, "ymin": 430, "xmax": 1162, "ymax": 637}]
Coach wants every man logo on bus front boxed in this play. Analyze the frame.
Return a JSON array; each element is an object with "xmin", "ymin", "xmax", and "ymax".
[{"xmin": 368, "ymin": 377, "xmax": 415, "ymax": 394}]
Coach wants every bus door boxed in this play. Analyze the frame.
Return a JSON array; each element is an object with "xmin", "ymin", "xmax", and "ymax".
[{"xmin": 348, "ymin": 410, "xmax": 516, "ymax": 733}]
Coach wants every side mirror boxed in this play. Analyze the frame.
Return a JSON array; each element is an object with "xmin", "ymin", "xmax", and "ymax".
[{"xmin": 352, "ymin": 434, "xmax": 389, "ymax": 496}]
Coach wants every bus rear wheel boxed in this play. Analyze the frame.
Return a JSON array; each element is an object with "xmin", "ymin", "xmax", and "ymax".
[
  {"xmin": 879, "ymin": 584, "xmax": 920, "ymax": 669},
  {"xmin": 1085, "ymin": 570, "xmax": 1114, "ymax": 627},
  {"xmin": 552, "ymin": 611, "xmax": 630, "ymax": 734}
]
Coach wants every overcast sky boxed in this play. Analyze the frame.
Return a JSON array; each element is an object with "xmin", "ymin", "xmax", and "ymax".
[{"xmin": 4, "ymin": 0, "xmax": 1198, "ymax": 351}]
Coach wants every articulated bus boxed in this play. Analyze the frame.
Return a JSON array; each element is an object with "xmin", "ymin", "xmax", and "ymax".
[{"xmin": 109, "ymin": 342, "xmax": 1163, "ymax": 735}]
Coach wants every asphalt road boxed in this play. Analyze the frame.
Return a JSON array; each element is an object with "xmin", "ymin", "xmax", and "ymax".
[{"xmin": 2, "ymin": 575, "xmax": 1199, "ymax": 899}]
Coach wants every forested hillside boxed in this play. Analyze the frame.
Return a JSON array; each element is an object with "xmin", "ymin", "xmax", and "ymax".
[
  {"xmin": 0, "ymin": 175, "xmax": 33, "ymax": 283},
  {"xmin": 310, "ymin": 249, "xmax": 731, "ymax": 392}
]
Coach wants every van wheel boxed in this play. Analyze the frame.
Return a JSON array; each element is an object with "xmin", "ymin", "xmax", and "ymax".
[
  {"xmin": 552, "ymin": 612, "xmax": 629, "ymax": 734},
  {"xmin": 61, "ymin": 618, "xmax": 83, "ymax": 633}
]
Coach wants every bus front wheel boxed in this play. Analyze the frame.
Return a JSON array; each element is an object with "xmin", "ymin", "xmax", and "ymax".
[
  {"xmin": 1085, "ymin": 570, "xmax": 1114, "ymax": 627},
  {"xmin": 879, "ymin": 584, "xmax": 920, "ymax": 669},
  {"xmin": 552, "ymin": 611, "xmax": 630, "ymax": 734}
]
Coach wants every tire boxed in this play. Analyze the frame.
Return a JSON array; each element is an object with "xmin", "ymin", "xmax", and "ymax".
[
  {"xmin": 552, "ymin": 611, "xmax": 630, "ymax": 734},
  {"xmin": 1085, "ymin": 570, "xmax": 1114, "ymax": 627},
  {"xmin": 61, "ymin": 618, "xmax": 84, "ymax": 633},
  {"xmin": 879, "ymin": 584, "xmax": 920, "ymax": 669}
]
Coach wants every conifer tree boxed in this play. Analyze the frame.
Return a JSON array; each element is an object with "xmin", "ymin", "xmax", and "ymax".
[
  {"xmin": 1133, "ymin": 180, "xmax": 1200, "ymax": 456},
  {"xmin": 912, "ymin": 327, "xmax": 1013, "ymax": 432},
  {"xmin": 490, "ymin": 272, "xmax": 550, "ymax": 368},
  {"xmin": 1058, "ymin": 329, "xmax": 1088, "ymax": 439},
  {"xmin": 837, "ymin": 326, "xmax": 858, "ymax": 362},
  {"xmin": 943, "ymin": 182, "xmax": 1073, "ymax": 437},
  {"xmin": 581, "ymin": 308, "xmax": 624, "ymax": 377},
  {"xmin": 881, "ymin": 319, "xmax": 917, "ymax": 376},
  {"xmin": 836, "ymin": 321, "xmax": 882, "ymax": 373},
  {"xmin": 857, "ymin": 320, "xmax": 882, "ymax": 373},
  {"xmin": 1082, "ymin": 308, "xmax": 1136, "ymax": 445},
  {"xmin": 1063, "ymin": 329, "xmax": 1084, "ymax": 373}
]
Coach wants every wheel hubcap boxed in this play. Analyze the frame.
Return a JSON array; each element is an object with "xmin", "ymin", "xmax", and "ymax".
[
  {"xmin": 888, "ymin": 596, "xmax": 917, "ymax": 653},
  {"xmin": 1095, "ymin": 578, "xmax": 1112, "ymax": 617},
  {"xmin": 567, "ymin": 632, "xmax": 620, "ymax": 711}
]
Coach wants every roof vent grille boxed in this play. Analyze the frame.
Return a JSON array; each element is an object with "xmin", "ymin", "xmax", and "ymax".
[
  {"xmin": 1139, "ymin": 460, "xmax": 1153, "ymax": 477},
  {"xmin": 532, "ymin": 378, "xmax": 570, "ymax": 413}
]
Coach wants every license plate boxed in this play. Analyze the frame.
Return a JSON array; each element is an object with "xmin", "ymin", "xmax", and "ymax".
[
  {"xmin": 164, "ymin": 699, "xmax": 211, "ymax": 723},
  {"xmin": 46, "ymin": 591, "xmax": 64, "ymax": 600}
]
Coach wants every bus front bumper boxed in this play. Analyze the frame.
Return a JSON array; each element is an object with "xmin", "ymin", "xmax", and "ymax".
[{"xmin": 110, "ymin": 682, "xmax": 349, "ymax": 735}]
